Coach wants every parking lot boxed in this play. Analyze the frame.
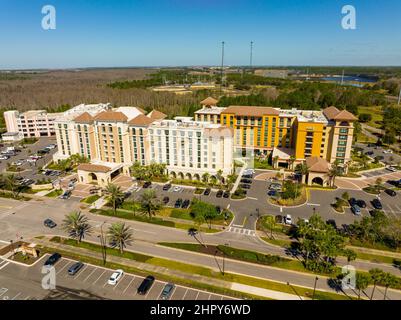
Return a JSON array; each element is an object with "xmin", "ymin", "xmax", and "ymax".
[{"xmin": 0, "ymin": 255, "xmax": 236, "ymax": 300}]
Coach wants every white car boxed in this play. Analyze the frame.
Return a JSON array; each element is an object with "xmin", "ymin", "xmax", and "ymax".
[
  {"xmin": 284, "ymin": 215, "xmax": 293, "ymax": 225},
  {"xmin": 386, "ymin": 166, "xmax": 397, "ymax": 172},
  {"xmin": 0, "ymin": 155, "xmax": 9, "ymax": 160},
  {"xmin": 383, "ymin": 149, "xmax": 393, "ymax": 154},
  {"xmin": 108, "ymin": 269, "xmax": 124, "ymax": 285},
  {"xmin": 173, "ymin": 186, "xmax": 182, "ymax": 192}
]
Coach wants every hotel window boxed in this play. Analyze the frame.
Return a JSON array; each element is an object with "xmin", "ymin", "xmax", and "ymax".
[
  {"xmin": 243, "ymin": 117, "xmax": 248, "ymax": 125},
  {"xmin": 339, "ymin": 128, "xmax": 348, "ymax": 134},
  {"xmin": 338, "ymin": 140, "xmax": 346, "ymax": 146},
  {"xmin": 236, "ymin": 117, "xmax": 241, "ymax": 125},
  {"xmin": 250, "ymin": 117, "xmax": 255, "ymax": 126},
  {"xmin": 336, "ymin": 152, "xmax": 345, "ymax": 158},
  {"xmin": 339, "ymin": 135, "xmax": 347, "ymax": 140}
]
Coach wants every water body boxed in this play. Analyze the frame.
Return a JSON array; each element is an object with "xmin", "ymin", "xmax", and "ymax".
[{"xmin": 322, "ymin": 75, "xmax": 378, "ymax": 86}]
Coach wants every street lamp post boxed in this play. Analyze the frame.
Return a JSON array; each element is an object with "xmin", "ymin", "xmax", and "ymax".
[
  {"xmin": 99, "ymin": 222, "xmax": 107, "ymax": 265},
  {"xmin": 312, "ymin": 277, "xmax": 319, "ymax": 300},
  {"xmin": 222, "ymin": 242, "xmax": 229, "ymax": 276}
]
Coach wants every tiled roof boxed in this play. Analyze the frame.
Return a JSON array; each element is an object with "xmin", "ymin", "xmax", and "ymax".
[
  {"xmin": 77, "ymin": 163, "xmax": 111, "ymax": 173},
  {"xmin": 222, "ymin": 106, "xmax": 280, "ymax": 117},
  {"xmin": 148, "ymin": 110, "xmax": 167, "ymax": 120},
  {"xmin": 128, "ymin": 114, "xmax": 155, "ymax": 126},
  {"xmin": 306, "ymin": 157, "xmax": 330, "ymax": 173},
  {"xmin": 323, "ymin": 106, "xmax": 357, "ymax": 121},
  {"xmin": 200, "ymin": 97, "xmax": 218, "ymax": 105},
  {"xmin": 94, "ymin": 111, "xmax": 128, "ymax": 122},
  {"xmin": 73, "ymin": 112, "xmax": 94, "ymax": 123}
]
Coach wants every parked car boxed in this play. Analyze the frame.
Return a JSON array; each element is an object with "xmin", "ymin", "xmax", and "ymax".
[
  {"xmin": 108, "ymin": 269, "xmax": 124, "ymax": 285},
  {"xmin": 59, "ymin": 190, "xmax": 72, "ymax": 199},
  {"xmin": 89, "ymin": 187, "xmax": 100, "ymax": 194},
  {"xmin": 223, "ymin": 191, "xmax": 230, "ymax": 198},
  {"xmin": 203, "ymin": 188, "xmax": 211, "ymax": 196},
  {"xmin": 356, "ymin": 200, "xmax": 367, "ymax": 208},
  {"xmin": 269, "ymin": 183, "xmax": 282, "ymax": 191},
  {"xmin": 240, "ymin": 184, "xmax": 251, "ymax": 189},
  {"xmin": 0, "ymin": 155, "xmax": 9, "ymax": 160},
  {"xmin": 162, "ymin": 196, "xmax": 169, "ymax": 205},
  {"xmin": 351, "ymin": 205, "xmax": 361, "ymax": 215},
  {"xmin": 216, "ymin": 190, "xmax": 223, "ymax": 198},
  {"xmin": 143, "ymin": 181, "xmax": 152, "ymax": 188},
  {"xmin": 68, "ymin": 262, "xmax": 84, "ymax": 276},
  {"xmin": 385, "ymin": 189, "xmax": 397, "ymax": 197},
  {"xmin": 386, "ymin": 166, "xmax": 397, "ymax": 172},
  {"xmin": 182, "ymin": 199, "xmax": 190, "ymax": 208},
  {"xmin": 242, "ymin": 174, "xmax": 252, "ymax": 179},
  {"xmin": 163, "ymin": 184, "xmax": 171, "ymax": 191},
  {"xmin": 44, "ymin": 218, "xmax": 57, "ymax": 228},
  {"xmin": 44, "ymin": 253, "xmax": 61, "ymax": 266},
  {"xmin": 371, "ymin": 198, "xmax": 383, "ymax": 210},
  {"xmin": 69, "ymin": 177, "xmax": 78, "ymax": 184},
  {"xmin": 173, "ymin": 186, "xmax": 182, "ymax": 192},
  {"xmin": 137, "ymin": 275, "xmax": 155, "ymax": 295},
  {"xmin": 240, "ymin": 179, "xmax": 252, "ymax": 184},
  {"xmin": 365, "ymin": 151, "xmax": 374, "ymax": 156},
  {"xmin": 267, "ymin": 190, "xmax": 277, "ymax": 197},
  {"xmin": 284, "ymin": 214, "xmax": 292, "ymax": 225},
  {"xmin": 348, "ymin": 198, "xmax": 357, "ymax": 207},
  {"xmin": 383, "ymin": 149, "xmax": 393, "ymax": 154},
  {"xmin": 160, "ymin": 283, "xmax": 175, "ymax": 300},
  {"xmin": 174, "ymin": 198, "xmax": 183, "ymax": 208}
]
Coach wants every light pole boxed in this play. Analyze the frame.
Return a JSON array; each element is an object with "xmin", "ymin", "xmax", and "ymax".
[
  {"xmin": 222, "ymin": 242, "xmax": 229, "ymax": 276},
  {"xmin": 312, "ymin": 277, "xmax": 319, "ymax": 300},
  {"xmin": 98, "ymin": 221, "xmax": 107, "ymax": 265}
]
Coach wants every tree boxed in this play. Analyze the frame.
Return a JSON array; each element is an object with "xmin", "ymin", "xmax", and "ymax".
[
  {"xmin": 105, "ymin": 183, "xmax": 124, "ymax": 215},
  {"xmin": 358, "ymin": 113, "xmax": 372, "ymax": 123},
  {"xmin": 369, "ymin": 268, "xmax": 384, "ymax": 300},
  {"xmin": 355, "ymin": 272, "xmax": 371, "ymax": 300},
  {"xmin": 264, "ymin": 215, "xmax": 277, "ymax": 238},
  {"xmin": 107, "ymin": 222, "xmax": 133, "ymax": 254},
  {"xmin": 190, "ymin": 199, "xmax": 218, "ymax": 229},
  {"xmin": 295, "ymin": 163, "xmax": 309, "ymax": 184},
  {"xmin": 202, "ymin": 172, "xmax": 210, "ymax": 184},
  {"xmin": 273, "ymin": 156, "xmax": 279, "ymax": 168},
  {"xmin": 288, "ymin": 156, "xmax": 296, "ymax": 170},
  {"xmin": 381, "ymin": 273, "xmax": 399, "ymax": 300},
  {"xmin": 341, "ymin": 192, "xmax": 350, "ymax": 201},
  {"xmin": 193, "ymin": 214, "xmax": 207, "ymax": 247},
  {"xmin": 4, "ymin": 174, "xmax": 19, "ymax": 197},
  {"xmin": 342, "ymin": 248, "xmax": 357, "ymax": 263},
  {"xmin": 216, "ymin": 169, "xmax": 223, "ymax": 185},
  {"xmin": 62, "ymin": 211, "xmax": 92, "ymax": 243},
  {"xmin": 328, "ymin": 161, "xmax": 342, "ymax": 187},
  {"xmin": 139, "ymin": 189, "xmax": 161, "ymax": 219}
]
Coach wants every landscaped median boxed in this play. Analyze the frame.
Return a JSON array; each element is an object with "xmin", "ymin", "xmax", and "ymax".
[{"xmin": 41, "ymin": 236, "xmax": 348, "ymax": 300}]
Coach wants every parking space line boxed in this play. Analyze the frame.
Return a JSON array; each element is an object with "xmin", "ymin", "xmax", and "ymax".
[
  {"xmin": 207, "ymin": 293, "xmax": 211, "ymax": 300},
  {"xmin": 0, "ymin": 288, "xmax": 8, "ymax": 297},
  {"xmin": 24, "ymin": 296, "xmax": 31, "ymax": 300},
  {"xmin": 93, "ymin": 270, "xmax": 106, "ymax": 285},
  {"xmin": 195, "ymin": 291, "xmax": 200, "ymax": 300},
  {"xmin": 113, "ymin": 275, "xmax": 125, "ymax": 290},
  {"xmin": 123, "ymin": 276, "xmax": 136, "ymax": 294},
  {"xmin": 11, "ymin": 292, "xmax": 21, "ymax": 300},
  {"xmin": 182, "ymin": 289, "xmax": 188, "ymax": 300},
  {"xmin": 0, "ymin": 261, "xmax": 9, "ymax": 270},
  {"xmin": 73, "ymin": 265, "xmax": 89, "ymax": 280},
  {"xmin": 56, "ymin": 260, "xmax": 70, "ymax": 275},
  {"xmin": 155, "ymin": 285, "xmax": 165, "ymax": 300},
  {"xmin": 83, "ymin": 267, "xmax": 98, "ymax": 283},
  {"xmin": 144, "ymin": 283, "xmax": 157, "ymax": 299}
]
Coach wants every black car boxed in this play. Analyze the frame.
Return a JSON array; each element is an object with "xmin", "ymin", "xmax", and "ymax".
[
  {"xmin": 365, "ymin": 151, "xmax": 374, "ymax": 156},
  {"xmin": 203, "ymin": 188, "xmax": 211, "ymax": 196},
  {"xmin": 182, "ymin": 199, "xmax": 190, "ymax": 208},
  {"xmin": 143, "ymin": 181, "xmax": 152, "ymax": 188},
  {"xmin": 240, "ymin": 184, "xmax": 251, "ymax": 189},
  {"xmin": 68, "ymin": 262, "xmax": 84, "ymax": 275},
  {"xmin": 174, "ymin": 198, "xmax": 183, "ymax": 208},
  {"xmin": 356, "ymin": 200, "xmax": 367, "ymax": 208},
  {"xmin": 240, "ymin": 179, "xmax": 252, "ymax": 184},
  {"xmin": 216, "ymin": 190, "xmax": 223, "ymax": 198},
  {"xmin": 44, "ymin": 218, "xmax": 57, "ymax": 228},
  {"xmin": 60, "ymin": 190, "xmax": 72, "ymax": 199},
  {"xmin": 267, "ymin": 190, "xmax": 277, "ymax": 197},
  {"xmin": 371, "ymin": 198, "xmax": 383, "ymax": 210},
  {"xmin": 123, "ymin": 191, "xmax": 132, "ymax": 199},
  {"xmin": 385, "ymin": 189, "xmax": 397, "ymax": 197},
  {"xmin": 137, "ymin": 275, "xmax": 155, "ymax": 295},
  {"xmin": 223, "ymin": 191, "xmax": 230, "ymax": 198},
  {"xmin": 349, "ymin": 198, "xmax": 357, "ymax": 207},
  {"xmin": 242, "ymin": 174, "xmax": 252, "ymax": 179},
  {"xmin": 162, "ymin": 196, "xmax": 169, "ymax": 204},
  {"xmin": 44, "ymin": 253, "xmax": 61, "ymax": 266},
  {"xmin": 163, "ymin": 184, "xmax": 171, "ymax": 191}
]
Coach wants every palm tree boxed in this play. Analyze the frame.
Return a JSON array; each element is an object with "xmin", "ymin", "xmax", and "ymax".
[
  {"xmin": 139, "ymin": 189, "xmax": 161, "ymax": 219},
  {"xmin": 264, "ymin": 215, "xmax": 276, "ymax": 239},
  {"xmin": 272, "ymin": 156, "xmax": 279, "ymax": 169},
  {"xmin": 5, "ymin": 174, "xmax": 18, "ymax": 197},
  {"xmin": 295, "ymin": 163, "xmax": 309, "ymax": 184},
  {"xmin": 202, "ymin": 172, "xmax": 210, "ymax": 184},
  {"xmin": 328, "ymin": 161, "xmax": 342, "ymax": 187},
  {"xmin": 62, "ymin": 211, "xmax": 92, "ymax": 243},
  {"xmin": 369, "ymin": 268, "xmax": 384, "ymax": 300},
  {"xmin": 288, "ymin": 156, "xmax": 296, "ymax": 171},
  {"xmin": 194, "ymin": 214, "xmax": 207, "ymax": 247},
  {"xmin": 216, "ymin": 169, "xmax": 223, "ymax": 185},
  {"xmin": 381, "ymin": 273, "xmax": 398, "ymax": 300},
  {"xmin": 107, "ymin": 222, "xmax": 133, "ymax": 254},
  {"xmin": 355, "ymin": 272, "xmax": 371, "ymax": 300},
  {"xmin": 105, "ymin": 183, "xmax": 124, "ymax": 215}
]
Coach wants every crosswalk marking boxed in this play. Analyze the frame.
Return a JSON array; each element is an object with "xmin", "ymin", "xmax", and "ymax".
[{"xmin": 228, "ymin": 227, "xmax": 256, "ymax": 237}]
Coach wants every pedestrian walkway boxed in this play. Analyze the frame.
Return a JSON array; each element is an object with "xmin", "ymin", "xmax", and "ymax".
[
  {"xmin": 227, "ymin": 227, "xmax": 256, "ymax": 237},
  {"xmin": 231, "ymin": 283, "xmax": 308, "ymax": 300}
]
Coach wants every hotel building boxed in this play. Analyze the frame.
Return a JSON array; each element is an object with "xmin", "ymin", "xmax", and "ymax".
[{"xmin": 53, "ymin": 104, "xmax": 233, "ymax": 187}]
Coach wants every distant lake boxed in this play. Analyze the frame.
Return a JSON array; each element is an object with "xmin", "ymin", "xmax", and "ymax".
[{"xmin": 322, "ymin": 75, "xmax": 378, "ymax": 84}]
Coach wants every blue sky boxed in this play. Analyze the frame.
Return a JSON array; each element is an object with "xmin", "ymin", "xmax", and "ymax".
[{"xmin": 0, "ymin": 0, "xmax": 400, "ymax": 69}]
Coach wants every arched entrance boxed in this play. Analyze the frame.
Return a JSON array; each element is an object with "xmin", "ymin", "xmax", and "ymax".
[
  {"xmin": 177, "ymin": 172, "xmax": 184, "ymax": 180},
  {"xmin": 311, "ymin": 177, "xmax": 324, "ymax": 186},
  {"xmin": 185, "ymin": 173, "xmax": 192, "ymax": 180},
  {"xmin": 89, "ymin": 172, "xmax": 98, "ymax": 183},
  {"xmin": 193, "ymin": 174, "xmax": 200, "ymax": 181},
  {"xmin": 170, "ymin": 171, "xmax": 177, "ymax": 179}
]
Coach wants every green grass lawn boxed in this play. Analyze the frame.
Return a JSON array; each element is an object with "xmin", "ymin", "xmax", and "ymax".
[
  {"xmin": 358, "ymin": 106, "xmax": 383, "ymax": 129},
  {"xmin": 80, "ymin": 194, "xmax": 100, "ymax": 204},
  {"xmin": 45, "ymin": 189, "xmax": 63, "ymax": 198}
]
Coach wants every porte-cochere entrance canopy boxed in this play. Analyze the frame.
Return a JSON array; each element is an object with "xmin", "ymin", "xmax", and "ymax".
[{"xmin": 77, "ymin": 163, "xmax": 126, "ymax": 187}]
